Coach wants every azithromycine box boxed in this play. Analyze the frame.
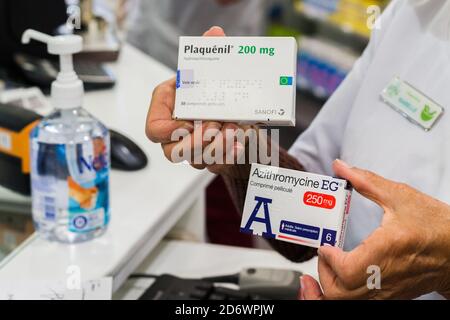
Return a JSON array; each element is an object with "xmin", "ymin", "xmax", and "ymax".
[
  {"xmin": 240, "ymin": 164, "xmax": 353, "ymax": 249},
  {"xmin": 174, "ymin": 37, "xmax": 297, "ymax": 126}
]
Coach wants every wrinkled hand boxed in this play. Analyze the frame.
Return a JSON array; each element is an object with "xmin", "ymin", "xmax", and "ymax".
[
  {"xmin": 145, "ymin": 26, "xmax": 254, "ymax": 174},
  {"xmin": 299, "ymin": 160, "xmax": 450, "ymax": 300}
]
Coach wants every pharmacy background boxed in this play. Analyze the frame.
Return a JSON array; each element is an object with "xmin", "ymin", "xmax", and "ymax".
[{"xmin": 0, "ymin": 0, "xmax": 449, "ymax": 304}]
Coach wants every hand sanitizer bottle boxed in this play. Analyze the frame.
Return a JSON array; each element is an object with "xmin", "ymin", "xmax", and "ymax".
[{"xmin": 22, "ymin": 30, "xmax": 110, "ymax": 243}]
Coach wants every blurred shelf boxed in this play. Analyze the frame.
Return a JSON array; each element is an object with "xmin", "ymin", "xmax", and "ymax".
[
  {"xmin": 290, "ymin": 0, "xmax": 377, "ymax": 53},
  {"xmin": 294, "ymin": 1, "xmax": 371, "ymax": 39}
]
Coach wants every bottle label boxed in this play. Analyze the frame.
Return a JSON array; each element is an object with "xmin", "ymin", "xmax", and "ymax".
[{"xmin": 31, "ymin": 136, "xmax": 110, "ymax": 234}]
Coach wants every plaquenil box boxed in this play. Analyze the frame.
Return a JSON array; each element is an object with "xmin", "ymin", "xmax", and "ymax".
[
  {"xmin": 174, "ymin": 37, "xmax": 297, "ymax": 126},
  {"xmin": 240, "ymin": 164, "xmax": 353, "ymax": 249}
]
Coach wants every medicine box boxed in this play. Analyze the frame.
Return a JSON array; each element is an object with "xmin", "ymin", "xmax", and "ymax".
[
  {"xmin": 174, "ymin": 37, "xmax": 297, "ymax": 126},
  {"xmin": 240, "ymin": 164, "xmax": 353, "ymax": 249}
]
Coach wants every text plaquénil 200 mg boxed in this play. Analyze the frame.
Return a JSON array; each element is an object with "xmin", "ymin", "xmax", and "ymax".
[{"xmin": 174, "ymin": 36, "xmax": 297, "ymax": 126}]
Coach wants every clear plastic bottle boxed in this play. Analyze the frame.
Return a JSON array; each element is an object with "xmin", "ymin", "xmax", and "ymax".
[
  {"xmin": 22, "ymin": 29, "xmax": 110, "ymax": 243},
  {"xmin": 30, "ymin": 107, "xmax": 110, "ymax": 243}
]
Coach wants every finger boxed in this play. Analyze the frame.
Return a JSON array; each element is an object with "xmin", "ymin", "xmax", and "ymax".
[
  {"xmin": 318, "ymin": 252, "xmax": 369, "ymax": 300},
  {"xmin": 332, "ymin": 159, "xmax": 395, "ymax": 210},
  {"xmin": 148, "ymin": 26, "xmax": 225, "ymax": 143},
  {"xmin": 297, "ymin": 277, "xmax": 304, "ymax": 300},
  {"xmin": 161, "ymin": 121, "xmax": 221, "ymax": 163},
  {"xmin": 206, "ymin": 141, "xmax": 245, "ymax": 174},
  {"xmin": 318, "ymin": 228, "xmax": 388, "ymax": 290},
  {"xmin": 206, "ymin": 123, "xmax": 259, "ymax": 173},
  {"xmin": 301, "ymin": 275, "xmax": 323, "ymax": 300},
  {"xmin": 319, "ymin": 245, "xmax": 370, "ymax": 291},
  {"xmin": 162, "ymin": 121, "xmax": 222, "ymax": 164},
  {"xmin": 146, "ymin": 78, "xmax": 195, "ymax": 143},
  {"xmin": 203, "ymin": 26, "xmax": 226, "ymax": 36},
  {"xmin": 318, "ymin": 245, "xmax": 356, "ymax": 288},
  {"xmin": 206, "ymin": 132, "xmax": 247, "ymax": 174},
  {"xmin": 203, "ymin": 123, "xmax": 244, "ymax": 166},
  {"xmin": 317, "ymin": 246, "xmax": 339, "ymax": 289},
  {"xmin": 191, "ymin": 121, "xmax": 223, "ymax": 165}
]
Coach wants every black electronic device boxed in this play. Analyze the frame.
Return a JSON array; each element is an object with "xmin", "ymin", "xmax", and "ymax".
[
  {"xmin": 138, "ymin": 274, "xmax": 267, "ymax": 300},
  {"xmin": 0, "ymin": 0, "xmax": 115, "ymax": 90},
  {"xmin": 110, "ymin": 129, "xmax": 148, "ymax": 171},
  {"xmin": 14, "ymin": 53, "xmax": 116, "ymax": 91},
  {"xmin": 136, "ymin": 268, "xmax": 302, "ymax": 300},
  {"xmin": 0, "ymin": 0, "xmax": 68, "ymax": 66}
]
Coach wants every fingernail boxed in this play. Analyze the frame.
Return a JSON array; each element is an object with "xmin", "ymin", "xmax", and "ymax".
[
  {"xmin": 194, "ymin": 120, "xmax": 203, "ymax": 129},
  {"xmin": 176, "ymin": 123, "xmax": 194, "ymax": 139},
  {"xmin": 335, "ymin": 159, "xmax": 351, "ymax": 168},
  {"xmin": 224, "ymin": 123, "xmax": 239, "ymax": 132},
  {"xmin": 205, "ymin": 122, "xmax": 222, "ymax": 132},
  {"xmin": 182, "ymin": 122, "xmax": 194, "ymax": 132},
  {"xmin": 299, "ymin": 276, "xmax": 305, "ymax": 300},
  {"xmin": 318, "ymin": 246, "xmax": 325, "ymax": 257},
  {"xmin": 318, "ymin": 244, "xmax": 333, "ymax": 259},
  {"xmin": 300, "ymin": 276, "xmax": 308, "ymax": 300}
]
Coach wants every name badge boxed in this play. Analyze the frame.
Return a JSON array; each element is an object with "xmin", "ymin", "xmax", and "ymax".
[{"xmin": 380, "ymin": 77, "xmax": 444, "ymax": 131}]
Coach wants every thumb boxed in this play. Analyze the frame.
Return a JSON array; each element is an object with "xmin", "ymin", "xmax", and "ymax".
[
  {"xmin": 318, "ymin": 245, "xmax": 366, "ymax": 291},
  {"xmin": 317, "ymin": 245, "xmax": 348, "ymax": 281},
  {"xmin": 332, "ymin": 159, "xmax": 394, "ymax": 210},
  {"xmin": 203, "ymin": 26, "xmax": 226, "ymax": 36},
  {"xmin": 300, "ymin": 275, "xmax": 323, "ymax": 300}
]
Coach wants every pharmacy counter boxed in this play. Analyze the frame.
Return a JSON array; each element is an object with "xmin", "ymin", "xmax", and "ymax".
[
  {"xmin": 0, "ymin": 45, "xmax": 214, "ymax": 292},
  {"xmin": 115, "ymin": 240, "xmax": 319, "ymax": 300}
]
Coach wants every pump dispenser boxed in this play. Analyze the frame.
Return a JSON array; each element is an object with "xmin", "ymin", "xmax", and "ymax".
[
  {"xmin": 22, "ymin": 29, "xmax": 84, "ymax": 109},
  {"xmin": 23, "ymin": 30, "xmax": 110, "ymax": 243}
]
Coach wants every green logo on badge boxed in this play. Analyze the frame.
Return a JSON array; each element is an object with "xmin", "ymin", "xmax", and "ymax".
[
  {"xmin": 386, "ymin": 84, "xmax": 400, "ymax": 97},
  {"xmin": 421, "ymin": 105, "xmax": 437, "ymax": 122}
]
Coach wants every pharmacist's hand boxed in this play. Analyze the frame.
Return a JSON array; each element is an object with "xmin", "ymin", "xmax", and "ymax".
[
  {"xmin": 299, "ymin": 159, "xmax": 450, "ymax": 300},
  {"xmin": 145, "ymin": 26, "xmax": 250, "ymax": 174}
]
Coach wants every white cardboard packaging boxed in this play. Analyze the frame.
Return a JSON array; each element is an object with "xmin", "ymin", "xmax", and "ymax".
[
  {"xmin": 240, "ymin": 164, "xmax": 353, "ymax": 249},
  {"xmin": 174, "ymin": 37, "xmax": 297, "ymax": 126}
]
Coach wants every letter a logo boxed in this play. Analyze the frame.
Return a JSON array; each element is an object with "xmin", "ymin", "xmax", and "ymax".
[{"xmin": 240, "ymin": 196, "xmax": 275, "ymax": 239}]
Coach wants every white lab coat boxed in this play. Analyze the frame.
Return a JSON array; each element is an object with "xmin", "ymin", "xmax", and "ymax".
[
  {"xmin": 127, "ymin": 0, "xmax": 267, "ymax": 69},
  {"xmin": 289, "ymin": 0, "xmax": 449, "ymax": 300}
]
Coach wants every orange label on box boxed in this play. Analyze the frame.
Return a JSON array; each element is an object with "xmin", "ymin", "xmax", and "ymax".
[{"xmin": 303, "ymin": 192, "xmax": 336, "ymax": 210}]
